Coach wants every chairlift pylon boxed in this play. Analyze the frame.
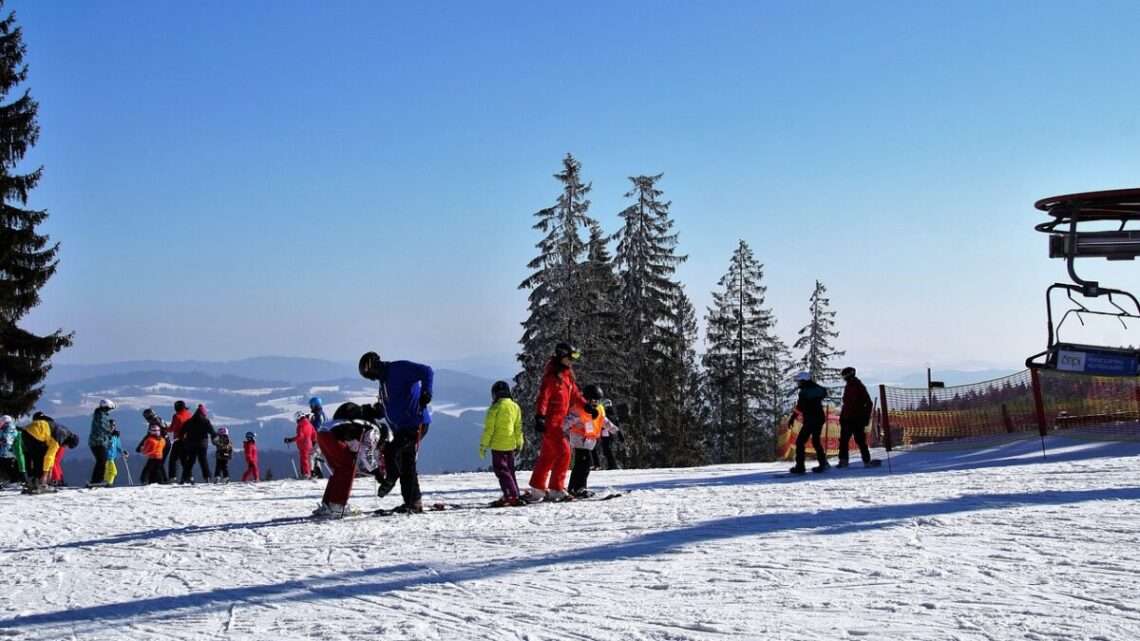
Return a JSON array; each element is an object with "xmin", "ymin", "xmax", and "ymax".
[{"xmin": 1025, "ymin": 188, "xmax": 1140, "ymax": 376}]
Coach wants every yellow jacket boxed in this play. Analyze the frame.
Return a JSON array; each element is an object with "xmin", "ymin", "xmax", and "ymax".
[
  {"xmin": 23, "ymin": 419, "xmax": 62, "ymax": 471},
  {"xmin": 480, "ymin": 398, "xmax": 523, "ymax": 453}
]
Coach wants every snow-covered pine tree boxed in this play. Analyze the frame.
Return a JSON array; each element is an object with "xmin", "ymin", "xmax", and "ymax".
[
  {"xmin": 703, "ymin": 240, "xmax": 777, "ymax": 463},
  {"xmin": 793, "ymin": 280, "xmax": 845, "ymax": 384},
  {"xmin": 655, "ymin": 285, "xmax": 708, "ymax": 467},
  {"xmin": 572, "ymin": 222, "xmax": 627, "ymax": 407},
  {"xmin": 613, "ymin": 173, "xmax": 687, "ymax": 467},
  {"xmin": 515, "ymin": 153, "xmax": 596, "ymax": 465},
  {"xmin": 0, "ymin": 5, "xmax": 72, "ymax": 418}
]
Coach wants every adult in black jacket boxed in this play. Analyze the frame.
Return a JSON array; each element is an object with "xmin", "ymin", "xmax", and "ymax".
[
  {"xmin": 180, "ymin": 404, "xmax": 216, "ymax": 484},
  {"xmin": 837, "ymin": 367, "xmax": 880, "ymax": 468},
  {"xmin": 789, "ymin": 372, "xmax": 829, "ymax": 474}
]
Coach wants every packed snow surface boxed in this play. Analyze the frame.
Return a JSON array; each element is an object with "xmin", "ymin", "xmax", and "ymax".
[{"xmin": 4, "ymin": 433, "xmax": 1140, "ymax": 640}]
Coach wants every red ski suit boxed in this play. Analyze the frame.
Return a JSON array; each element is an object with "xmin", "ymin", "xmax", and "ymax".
[
  {"xmin": 528, "ymin": 360, "xmax": 587, "ymax": 492},
  {"xmin": 242, "ymin": 440, "xmax": 260, "ymax": 481},
  {"xmin": 293, "ymin": 418, "xmax": 317, "ymax": 477}
]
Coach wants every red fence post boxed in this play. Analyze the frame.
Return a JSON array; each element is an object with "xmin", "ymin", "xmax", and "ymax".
[
  {"xmin": 1030, "ymin": 368, "xmax": 1048, "ymax": 437},
  {"xmin": 878, "ymin": 384, "xmax": 893, "ymax": 451}
]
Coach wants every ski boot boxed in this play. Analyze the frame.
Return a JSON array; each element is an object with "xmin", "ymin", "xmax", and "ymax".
[
  {"xmin": 812, "ymin": 462, "xmax": 831, "ymax": 473},
  {"xmin": 788, "ymin": 465, "xmax": 807, "ymax": 475}
]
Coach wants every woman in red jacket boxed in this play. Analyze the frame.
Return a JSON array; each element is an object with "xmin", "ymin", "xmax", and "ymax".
[{"xmin": 523, "ymin": 342, "xmax": 591, "ymax": 502}]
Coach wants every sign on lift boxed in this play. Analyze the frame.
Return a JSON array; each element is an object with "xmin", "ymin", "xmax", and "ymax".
[{"xmin": 1054, "ymin": 345, "xmax": 1140, "ymax": 376}]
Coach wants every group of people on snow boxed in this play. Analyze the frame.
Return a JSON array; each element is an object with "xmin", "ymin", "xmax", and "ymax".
[{"xmin": 788, "ymin": 367, "xmax": 880, "ymax": 474}]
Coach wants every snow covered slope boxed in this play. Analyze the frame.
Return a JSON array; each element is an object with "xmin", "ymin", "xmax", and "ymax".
[{"xmin": 4, "ymin": 434, "xmax": 1140, "ymax": 640}]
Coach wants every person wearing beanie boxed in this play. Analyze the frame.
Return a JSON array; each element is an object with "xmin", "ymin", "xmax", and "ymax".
[
  {"xmin": 167, "ymin": 400, "xmax": 192, "ymax": 482},
  {"xmin": 837, "ymin": 367, "xmax": 880, "ymax": 468},
  {"xmin": 178, "ymin": 404, "xmax": 216, "ymax": 484}
]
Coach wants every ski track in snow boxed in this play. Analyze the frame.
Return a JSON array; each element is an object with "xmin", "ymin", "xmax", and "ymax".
[{"xmin": 3, "ymin": 435, "xmax": 1140, "ymax": 640}]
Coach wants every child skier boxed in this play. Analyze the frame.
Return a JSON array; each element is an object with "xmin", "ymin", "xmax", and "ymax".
[
  {"xmin": 565, "ymin": 384, "xmax": 605, "ymax": 499},
  {"xmin": 479, "ymin": 381, "xmax": 524, "ymax": 507},
  {"xmin": 213, "ymin": 427, "xmax": 234, "ymax": 482},
  {"xmin": 241, "ymin": 432, "xmax": 260, "ymax": 482},
  {"xmin": 284, "ymin": 411, "xmax": 317, "ymax": 479},
  {"xmin": 103, "ymin": 426, "xmax": 125, "ymax": 486},
  {"xmin": 0, "ymin": 415, "xmax": 24, "ymax": 487},
  {"xmin": 139, "ymin": 424, "xmax": 167, "ymax": 485}
]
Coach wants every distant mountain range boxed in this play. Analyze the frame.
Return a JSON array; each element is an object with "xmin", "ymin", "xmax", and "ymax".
[{"xmin": 38, "ymin": 357, "xmax": 498, "ymax": 475}]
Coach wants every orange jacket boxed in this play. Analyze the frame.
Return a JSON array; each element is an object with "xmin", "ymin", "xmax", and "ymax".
[
  {"xmin": 564, "ymin": 403, "xmax": 605, "ymax": 449},
  {"xmin": 169, "ymin": 409, "xmax": 192, "ymax": 440},
  {"xmin": 140, "ymin": 434, "xmax": 166, "ymax": 460}
]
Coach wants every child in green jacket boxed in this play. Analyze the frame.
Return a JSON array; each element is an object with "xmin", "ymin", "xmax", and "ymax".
[{"xmin": 479, "ymin": 381, "xmax": 524, "ymax": 507}]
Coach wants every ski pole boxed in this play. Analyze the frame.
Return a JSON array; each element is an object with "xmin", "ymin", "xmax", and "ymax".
[
  {"xmin": 122, "ymin": 453, "xmax": 134, "ymax": 486},
  {"xmin": 291, "ymin": 459, "xmax": 299, "ymax": 480}
]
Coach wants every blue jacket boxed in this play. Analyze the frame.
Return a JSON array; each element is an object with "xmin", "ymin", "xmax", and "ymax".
[
  {"xmin": 310, "ymin": 407, "xmax": 329, "ymax": 431},
  {"xmin": 89, "ymin": 408, "xmax": 114, "ymax": 449},
  {"xmin": 382, "ymin": 360, "xmax": 434, "ymax": 433},
  {"xmin": 0, "ymin": 422, "xmax": 17, "ymax": 458},
  {"xmin": 107, "ymin": 434, "xmax": 123, "ymax": 460}
]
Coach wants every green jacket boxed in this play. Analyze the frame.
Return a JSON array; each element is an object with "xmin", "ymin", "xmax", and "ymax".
[{"xmin": 480, "ymin": 398, "xmax": 523, "ymax": 453}]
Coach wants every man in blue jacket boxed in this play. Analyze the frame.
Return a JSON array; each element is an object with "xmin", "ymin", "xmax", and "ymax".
[{"xmin": 359, "ymin": 351, "xmax": 434, "ymax": 513}]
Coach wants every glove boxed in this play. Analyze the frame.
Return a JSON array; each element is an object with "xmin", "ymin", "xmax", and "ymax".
[
  {"xmin": 478, "ymin": 446, "xmax": 487, "ymax": 459},
  {"xmin": 419, "ymin": 390, "xmax": 432, "ymax": 408},
  {"xmin": 586, "ymin": 403, "xmax": 599, "ymax": 419},
  {"xmin": 534, "ymin": 415, "xmax": 546, "ymax": 434}
]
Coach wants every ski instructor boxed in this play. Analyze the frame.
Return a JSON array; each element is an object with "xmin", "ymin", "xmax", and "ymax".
[
  {"xmin": 522, "ymin": 342, "xmax": 590, "ymax": 502},
  {"xmin": 359, "ymin": 351, "xmax": 434, "ymax": 514}
]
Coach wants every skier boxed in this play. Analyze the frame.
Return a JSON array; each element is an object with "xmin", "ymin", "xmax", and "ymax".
[
  {"xmin": 104, "ymin": 426, "xmax": 125, "ymax": 486},
  {"xmin": 167, "ymin": 400, "xmax": 192, "ymax": 482},
  {"xmin": 88, "ymin": 399, "xmax": 116, "ymax": 486},
  {"xmin": 241, "ymin": 432, "xmax": 260, "ymax": 482},
  {"xmin": 479, "ymin": 381, "xmax": 524, "ymax": 507},
  {"xmin": 213, "ymin": 426, "xmax": 234, "ymax": 482},
  {"xmin": 284, "ymin": 411, "xmax": 317, "ymax": 479},
  {"xmin": 837, "ymin": 367, "xmax": 880, "ymax": 468},
  {"xmin": 358, "ymin": 351, "xmax": 434, "ymax": 514},
  {"xmin": 598, "ymin": 401, "xmax": 625, "ymax": 470},
  {"xmin": 565, "ymin": 384, "xmax": 606, "ymax": 498},
  {"xmin": 139, "ymin": 424, "xmax": 167, "ymax": 485},
  {"xmin": 522, "ymin": 342, "xmax": 590, "ymax": 502},
  {"xmin": 21, "ymin": 412, "xmax": 80, "ymax": 493},
  {"xmin": 308, "ymin": 397, "xmax": 328, "ymax": 479},
  {"xmin": 179, "ymin": 404, "xmax": 216, "ymax": 484},
  {"xmin": 312, "ymin": 401, "xmax": 387, "ymax": 518},
  {"xmin": 0, "ymin": 415, "xmax": 24, "ymax": 487},
  {"xmin": 789, "ymin": 371, "xmax": 830, "ymax": 474}
]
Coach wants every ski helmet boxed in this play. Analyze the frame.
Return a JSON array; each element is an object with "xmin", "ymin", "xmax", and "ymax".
[
  {"xmin": 245, "ymin": 431, "xmax": 256, "ymax": 441},
  {"xmin": 358, "ymin": 351, "xmax": 383, "ymax": 380},
  {"xmin": 217, "ymin": 426, "xmax": 229, "ymax": 436},
  {"xmin": 98, "ymin": 398, "xmax": 116, "ymax": 410},
  {"xmin": 294, "ymin": 410, "xmax": 309, "ymax": 421},
  {"xmin": 491, "ymin": 380, "xmax": 512, "ymax": 400},
  {"xmin": 840, "ymin": 367, "xmax": 856, "ymax": 378},
  {"xmin": 148, "ymin": 424, "xmax": 161, "ymax": 436},
  {"xmin": 142, "ymin": 408, "xmax": 158, "ymax": 423},
  {"xmin": 309, "ymin": 396, "xmax": 323, "ymax": 408},
  {"xmin": 554, "ymin": 342, "xmax": 581, "ymax": 361},
  {"xmin": 793, "ymin": 371, "xmax": 812, "ymax": 382},
  {"xmin": 582, "ymin": 384, "xmax": 604, "ymax": 401}
]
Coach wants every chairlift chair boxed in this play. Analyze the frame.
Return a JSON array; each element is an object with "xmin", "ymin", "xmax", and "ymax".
[{"xmin": 1025, "ymin": 188, "xmax": 1140, "ymax": 375}]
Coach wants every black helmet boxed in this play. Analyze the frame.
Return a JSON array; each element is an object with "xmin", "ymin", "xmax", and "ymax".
[
  {"xmin": 245, "ymin": 431, "xmax": 256, "ymax": 441},
  {"xmin": 491, "ymin": 380, "xmax": 512, "ymax": 400},
  {"xmin": 554, "ymin": 342, "xmax": 580, "ymax": 361},
  {"xmin": 582, "ymin": 384, "xmax": 604, "ymax": 401},
  {"xmin": 840, "ymin": 367, "xmax": 856, "ymax": 378},
  {"xmin": 142, "ymin": 408, "xmax": 157, "ymax": 422},
  {"xmin": 358, "ymin": 351, "xmax": 383, "ymax": 380}
]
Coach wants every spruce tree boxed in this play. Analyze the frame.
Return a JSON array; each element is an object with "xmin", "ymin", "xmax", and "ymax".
[
  {"xmin": 613, "ymin": 173, "xmax": 686, "ymax": 467},
  {"xmin": 703, "ymin": 240, "xmax": 778, "ymax": 463},
  {"xmin": 0, "ymin": 5, "xmax": 72, "ymax": 418},
  {"xmin": 572, "ymin": 222, "xmax": 626, "ymax": 403},
  {"xmin": 793, "ymin": 280, "xmax": 845, "ymax": 383},
  {"xmin": 655, "ymin": 286, "xmax": 707, "ymax": 467},
  {"xmin": 516, "ymin": 154, "xmax": 596, "ymax": 464}
]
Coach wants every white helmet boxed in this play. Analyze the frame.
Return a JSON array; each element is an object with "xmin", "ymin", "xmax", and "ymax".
[
  {"xmin": 0, "ymin": 415, "xmax": 12, "ymax": 427},
  {"xmin": 99, "ymin": 399, "xmax": 117, "ymax": 410},
  {"xmin": 792, "ymin": 371, "xmax": 812, "ymax": 382},
  {"xmin": 294, "ymin": 410, "xmax": 309, "ymax": 421}
]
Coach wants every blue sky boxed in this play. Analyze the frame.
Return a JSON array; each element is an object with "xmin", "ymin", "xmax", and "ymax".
[{"xmin": 12, "ymin": 0, "xmax": 1140, "ymax": 375}]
